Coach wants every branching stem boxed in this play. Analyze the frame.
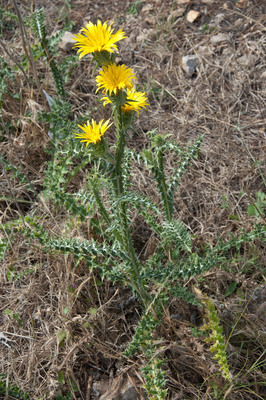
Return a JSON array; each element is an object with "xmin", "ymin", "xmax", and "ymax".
[{"xmin": 113, "ymin": 107, "xmax": 150, "ymax": 306}]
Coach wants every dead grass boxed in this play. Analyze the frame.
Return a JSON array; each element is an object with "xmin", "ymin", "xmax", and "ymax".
[{"xmin": 0, "ymin": 0, "xmax": 265, "ymax": 399}]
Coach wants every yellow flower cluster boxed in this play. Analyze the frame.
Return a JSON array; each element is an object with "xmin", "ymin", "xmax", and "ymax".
[
  {"xmin": 96, "ymin": 63, "xmax": 136, "ymax": 95},
  {"xmin": 73, "ymin": 20, "xmax": 126, "ymax": 59},
  {"xmin": 74, "ymin": 119, "xmax": 112, "ymax": 146},
  {"xmin": 73, "ymin": 20, "xmax": 148, "ymax": 146},
  {"xmin": 102, "ymin": 89, "xmax": 148, "ymax": 114}
]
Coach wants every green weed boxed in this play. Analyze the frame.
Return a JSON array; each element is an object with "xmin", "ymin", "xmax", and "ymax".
[{"xmin": 126, "ymin": 1, "xmax": 144, "ymax": 15}]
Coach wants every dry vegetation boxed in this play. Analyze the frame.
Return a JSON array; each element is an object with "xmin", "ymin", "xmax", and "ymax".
[{"xmin": 0, "ymin": 0, "xmax": 265, "ymax": 399}]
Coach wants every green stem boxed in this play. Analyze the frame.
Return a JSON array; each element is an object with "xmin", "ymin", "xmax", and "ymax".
[
  {"xmin": 92, "ymin": 185, "xmax": 126, "ymax": 243},
  {"xmin": 113, "ymin": 107, "xmax": 126, "ymax": 196},
  {"xmin": 119, "ymin": 200, "xmax": 150, "ymax": 305},
  {"xmin": 156, "ymin": 150, "xmax": 172, "ymax": 221},
  {"xmin": 158, "ymin": 175, "xmax": 172, "ymax": 221},
  {"xmin": 153, "ymin": 150, "xmax": 174, "ymax": 262},
  {"xmin": 112, "ymin": 107, "xmax": 150, "ymax": 306},
  {"xmin": 92, "ymin": 186, "xmax": 111, "ymax": 225}
]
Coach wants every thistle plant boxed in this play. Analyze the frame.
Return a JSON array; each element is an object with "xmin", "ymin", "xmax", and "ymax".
[
  {"xmin": 31, "ymin": 19, "xmax": 263, "ymax": 398},
  {"xmin": 70, "ymin": 20, "xmax": 192, "ymax": 396},
  {"xmin": 124, "ymin": 313, "xmax": 167, "ymax": 400},
  {"xmin": 5, "ymin": 15, "xmax": 263, "ymax": 399},
  {"xmin": 200, "ymin": 294, "xmax": 232, "ymax": 382},
  {"xmin": 72, "ymin": 21, "xmax": 152, "ymax": 305}
]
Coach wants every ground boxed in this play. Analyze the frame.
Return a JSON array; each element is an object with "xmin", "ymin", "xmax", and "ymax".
[{"xmin": 0, "ymin": 0, "xmax": 265, "ymax": 399}]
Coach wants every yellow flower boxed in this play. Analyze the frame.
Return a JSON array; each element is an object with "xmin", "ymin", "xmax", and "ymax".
[
  {"xmin": 73, "ymin": 20, "xmax": 126, "ymax": 59},
  {"xmin": 74, "ymin": 119, "xmax": 112, "ymax": 146},
  {"xmin": 122, "ymin": 89, "xmax": 149, "ymax": 113},
  {"xmin": 102, "ymin": 89, "xmax": 149, "ymax": 113},
  {"xmin": 96, "ymin": 63, "xmax": 136, "ymax": 95}
]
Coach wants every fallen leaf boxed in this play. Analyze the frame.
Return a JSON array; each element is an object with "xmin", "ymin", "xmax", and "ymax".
[
  {"xmin": 235, "ymin": 0, "xmax": 249, "ymax": 8},
  {"xmin": 187, "ymin": 10, "xmax": 200, "ymax": 23}
]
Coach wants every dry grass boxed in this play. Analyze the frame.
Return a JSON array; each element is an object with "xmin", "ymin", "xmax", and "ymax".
[{"xmin": 0, "ymin": 0, "xmax": 265, "ymax": 399}]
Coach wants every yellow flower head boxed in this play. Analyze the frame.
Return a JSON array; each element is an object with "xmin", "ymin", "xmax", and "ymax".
[
  {"xmin": 122, "ymin": 89, "xmax": 149, "ymax": 113},
  {"xmin": 96, "ymin": 63, "xmax": 136, "ymax": 96},
  {"xmin": 74, "ymin": 119, "xmax": 112, "ymax": 146},
  {"xmin": 73, "ymin": 20, "xmax": 126, "ymax": 59},
  {"xmin": 102, "ymin": 89, "xmax": 149, "ymax": 113}
]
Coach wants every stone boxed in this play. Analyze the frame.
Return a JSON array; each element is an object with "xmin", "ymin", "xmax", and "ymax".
[
  {"xmin": 181, "ymin": 55, "xmax": 199, "ymax": 76},
  {"xmin": 186, "ymin": 10, "xmax": 200, "ymax": 23},
  {"xmin": 210, "ymin": 33, "xmax": 230, "ymax": 45},
  {"xmin": 58, "ymin": 31, "xmax": 76, "ymax": 52}
]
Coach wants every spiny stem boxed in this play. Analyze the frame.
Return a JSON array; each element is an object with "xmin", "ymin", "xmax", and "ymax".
[
  {"xmin": 157, "ymin": 149, "xmax": 172, "ymax": 221},
  {"xmin": 113, "ymin": 107, "xmax": 126, "ymax": 196},
  {"xmin": 113, "ymin": 107, "xmax": 150, "ymax": 306},
  {"xmin": 119, "ymin": 200, "xmax": 150, "ymax": 305}
]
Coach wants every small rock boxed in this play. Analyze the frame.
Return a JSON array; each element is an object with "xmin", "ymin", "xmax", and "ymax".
[
  {"xmin": 186, "ymin": 10, "xmax": 200, "ymax": 23},
  {"xmin": 58, "ymin": 31, "xmax": 76, "ymax": 52},
  {"xmin": 210, "ymin": 33, "xmax": 230, "ymax": 45},
  {"xmin": 181, "ymin": 55, "xmax": 199, "ymax": 76}
]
